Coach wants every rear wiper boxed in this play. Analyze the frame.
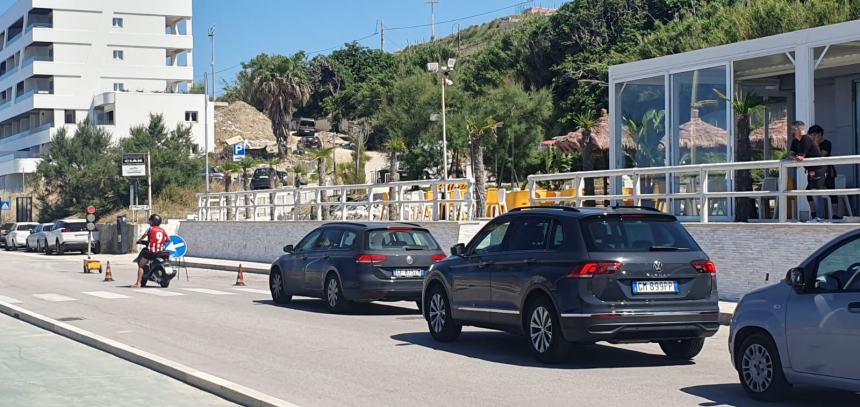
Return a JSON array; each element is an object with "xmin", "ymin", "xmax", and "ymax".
[{"xmin": 649, "ymin": 246, "xmax": 688, "ymax": 252}]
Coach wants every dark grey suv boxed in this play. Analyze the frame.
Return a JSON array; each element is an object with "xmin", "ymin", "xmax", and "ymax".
[
  {"xmin": 422, "ymin": 206, "xmax": 719, "ymax": 363},
  {"xmin": 270, "ymin": 223, "xmax": 446, "ymax": 313}
]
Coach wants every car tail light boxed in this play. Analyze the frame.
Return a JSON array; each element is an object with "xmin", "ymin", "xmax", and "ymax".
[
  {"xmin": 431, "ymin": 253, "xmax": 446, "ymax": 262},
  {"xmin": 567, "ymin": 262, "xmax": 623, "ymax": 279},
  {"xmin": 356, "ymin": 254, "xmax": 387, "ymax": 264},
  {"xmin": 62, "ymin": 227, "xmax": 71, "ymax": 232},
  {"xmin": 691, "ymin": 260, "xmax": 717, "ymax": 274}
]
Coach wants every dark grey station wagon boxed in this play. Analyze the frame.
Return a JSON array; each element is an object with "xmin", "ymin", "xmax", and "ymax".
[{"xmin": 422, "ymin": 206, "xmax": 720, "ymax": 363}]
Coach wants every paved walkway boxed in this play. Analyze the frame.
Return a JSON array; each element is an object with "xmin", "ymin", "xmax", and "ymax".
[{"xmin": 0, "ymin": 314, "xmax": 234, "ymax": 407}]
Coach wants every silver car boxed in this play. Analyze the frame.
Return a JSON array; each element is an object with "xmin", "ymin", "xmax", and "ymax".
[{"xmin": 730, "ymin": 229, "xmax": 860, "ymax": 401}]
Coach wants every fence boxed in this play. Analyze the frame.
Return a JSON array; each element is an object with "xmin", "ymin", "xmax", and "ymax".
[
  {"xmin": 197, "ymin": 178, "xmax": 475, "ymax": 222},
  {"xmin": 527, "ymin": 155, "xmax": 860, "ymax": 222}
]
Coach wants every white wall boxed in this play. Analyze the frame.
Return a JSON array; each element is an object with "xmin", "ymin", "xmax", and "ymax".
[{"xmin": 111, "ymin": 92, "xmax": 212, "ymax": 151}]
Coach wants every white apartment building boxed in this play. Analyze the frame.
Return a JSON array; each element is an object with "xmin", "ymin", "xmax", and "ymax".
[{"xmin": 0, "ymin": 0, "xmax": 213, "ymax": 191}]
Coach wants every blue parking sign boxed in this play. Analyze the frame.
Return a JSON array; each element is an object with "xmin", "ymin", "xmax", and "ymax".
[{"xmin": 232, "ymin": 143, "xmax": 246, "ymax": 161}]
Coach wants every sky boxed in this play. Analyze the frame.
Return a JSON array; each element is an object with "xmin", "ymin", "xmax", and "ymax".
[{"xmin": 192, "ymin": 0, "xmax": 566, "ymax": 95}]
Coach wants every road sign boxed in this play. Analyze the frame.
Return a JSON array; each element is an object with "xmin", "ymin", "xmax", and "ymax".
[
  {"xmin": 165, "ymin": 235, "xmax": 187, "ymax": 258},
  {"xmin": 0, "ymin": 201, "xmax": 9, "ymax": 211},
  {"xmin": 86, "ymin": 222, "xmax": 96, "ymax": 231},
  {"xmin": 122, "ymin": 153, "xmax": 146, "ymax": 177},
  {"xmin": 232, "ymin": 143, "xmax": 246, "ymax": 161},
  {"xmin": 85, "ymin": 214, "xmax": 96, "ymax": 222},
  {"xmin": 86, "ymin": 206, "xmax": 96, "ymax": 215},
  {"xmin": 129, "ymin": 205, "xmax": 150, "ymax": 211}
]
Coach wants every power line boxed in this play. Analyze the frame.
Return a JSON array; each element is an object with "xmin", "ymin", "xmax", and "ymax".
[
  {"xmin": 387, "ymin": 0, "xmax": 532, "ymax": 31},
  {"xmin": 307, "ymin": 31, "xmax": 379, "ymax": 56}
]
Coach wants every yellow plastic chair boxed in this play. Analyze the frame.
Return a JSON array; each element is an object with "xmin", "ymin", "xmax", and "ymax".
[
  {"xmin": 506, "ymin": 190, "xmax": 530, "ymax": 211},
  {"xmin": 485, "ymin": 188, "xmax": 503, "ymax": 217},
  {"xmin": 539, "ymin": 190, "xmax": 558, "ymax": 206},
  {"xmin": 622, "ymin": 187, "xmax": 634, "ymax": 206},
  {"xmin": 558, "ymin": 189, "xmax": 577, "ymax": 206},
  {"xmin": 652, "ymin": 182, "xmax": 669, "ymax": 212}
]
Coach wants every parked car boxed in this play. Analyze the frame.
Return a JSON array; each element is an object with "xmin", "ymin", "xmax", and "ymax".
[
  {"xmin": 730, "ymin": 229, "xmax": 860, "ymax": 401},
  {"xmin": 269, "ymin": 223, "xmax": 447, "ymax": 313},
  {"xmin": 44, "ymin": 219, "xmax": 100, "ymax": 255},
  {"xmin": 201, "ymin": 166, "xmax": 225, "ymax": 181},
  {"xmin": 26, "ymin": 223, "xmax": 53, "ymax": 252},
  {"xmin": 297, "ymin": 117, "xmax": 316, "ymax": 137},
  {"xmin": 0, "ymin": 223, "xmax": 12, "ymax": 248},
  {"xmin": 251, "ymin": 167, "xmax": 289, "ymax": 190},
  {"xmin": 4, "ymin": 222, "xmax": 39, "ymax": 250},
  {"xmin": 422, "ymin": 206, "xmax": 720, "ymax": 363}
]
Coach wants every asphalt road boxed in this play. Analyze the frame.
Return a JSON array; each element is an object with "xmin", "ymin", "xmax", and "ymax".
[{"xmin": 1, "ymin": 250, "xmax": 858, "ymax": 407}]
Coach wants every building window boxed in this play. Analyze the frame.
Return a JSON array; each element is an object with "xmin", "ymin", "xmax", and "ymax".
[
  {"xmin": 112, "ymin": 50, "xmax": 124, "ymax": 60},
  {"xmin": 113, "ymin": 83, "xmax": 125, "ymax": 92},
  {"xmin": 112, "ymin": 18, "xmax": 123, "ymax": 28},
  {"xmin": 64, "ymin": 110, "xmax": 75, "ymax": 124},
  {"xmin": 185, "ymin": 111, "xmax": 198, "ymax": 122}
]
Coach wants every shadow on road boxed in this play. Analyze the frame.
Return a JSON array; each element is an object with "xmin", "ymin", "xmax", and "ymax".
[
  {"xmin": 682, "ymin": 383, "xmax": 860, "ymax": 407},
  {"xmin": 253, "ymin": 298, "xmax": 419, "ymax": 316},
  {"xmin": 391, "ymin": 331, "xmax": 693, "ymax": 369}
]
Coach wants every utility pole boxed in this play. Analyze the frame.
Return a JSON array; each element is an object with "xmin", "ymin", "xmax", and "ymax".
[
  {"xmin": 426, "ymin": 0, "xmax": 438, "ymax": 41},
  {"xmin": 440, "ymin": 74, "xmax": 448, "ymax": 179},
  {"xmin": 203, "ymin": 72, "xmax": 210, "ymax": 196},
  {"xmin": 146, "ymin": 152, "xmax": 153, "ymax": 216},
  {"xmin": 208, "ymin": 26, "xmax": 215, "ymax": 101},
  {"xmin": 457, "ymin": 23, "xmax": 461, "ymax": 51},
  {"xmin": 380, "ymin": 19, "xmax": 384, "ymax": 51}
]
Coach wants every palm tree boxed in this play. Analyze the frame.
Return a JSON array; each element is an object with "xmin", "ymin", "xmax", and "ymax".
[
  {"xmin": 306, "ymin": 147, "xmax": 335, "ymax": 187},
  {"xmin": 466, "ymin": 118, "xmax": 503, "ymax": 217},
  {"xmin": 383, "ymin": 135, "xmax": 407, "ymax": 220},
  {"xmin": 264, "ymin": 156, "xmax": 282, "ymax": 189},
  {"xmin": 574, "ymin": 112, "xmax": 598, "ymax": 207},
  {"xmin": 717, "ymin": 89, "xmax": 763, "ymax": 221},
  {"xmin": 235, "ymin": 157, "xmax": 259, "ymax": 191},
  {"xmin": 247, "ymin": 53, "xmax": 312, "ymax": 157},
  {"xmin": 221, "ymin": 161, "xmax": 241, "ymax": 193}
]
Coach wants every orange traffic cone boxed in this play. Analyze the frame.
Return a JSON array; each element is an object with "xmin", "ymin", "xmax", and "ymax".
[
  {"xmin": 103, "ymin": 261, "xmax": 115, "ymax": 282},
  {"xmin": 234, "ymin": 264, "xmax": 246, "ymax": 286}
]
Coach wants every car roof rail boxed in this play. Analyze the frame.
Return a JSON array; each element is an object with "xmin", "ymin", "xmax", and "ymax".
[
  {"xmin": 610, "ymin": 205, "xmax": 663, "ymax": 213},
  {"xmin": 509, "ymin": 206, "xmax": 580, "ymax": 213},
  {"xmin": 323, "ymin": 222, "xmax": 367, "ymax": 228}
]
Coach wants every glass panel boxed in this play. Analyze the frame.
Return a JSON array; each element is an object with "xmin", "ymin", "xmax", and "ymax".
[
  {"xmin": 671, "ymin": 66, "xmax": 728, "ymax": 165},
  {"xmin": 617, "ymin": 76, "xmax": 666, "ymax": 169}
]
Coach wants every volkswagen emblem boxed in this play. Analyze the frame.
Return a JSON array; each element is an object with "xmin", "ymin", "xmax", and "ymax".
[
  {"xmin": 406, "ymin": 255, "xmax": 414, "ymax": 265},
  {"xmin": 653, "ymin": 260, "xmax": 663, "ymax": 272}
]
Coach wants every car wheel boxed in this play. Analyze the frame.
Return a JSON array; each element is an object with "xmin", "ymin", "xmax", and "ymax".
[
  {"xmin": 55, "ymin": 240, "xmax": 64, "ymax": 255},
  {"xmin": 426, "ymin": 285, "xmax": 461, "ymax": 342},
  {"xmin": 92, "ymin": 242, "xmax": 101, "ymax": 255},
  {"xmin": 269, "ymin": 268, "xmax": 292, "ymax": 305},
  {"xmin": 659, "ymin": 338, "xmax": 705, "ymax": 360},
  {"xmin": 43, "ymin": 240, "xmax": 51, "ymax": 255},
  {"xmin": 526, "ymin": 297, "xmax": 571, "ymax": 364},
  {"xmin": 25, "ymin": 241, "xmax": 31, "ymax": 252},
  {"xmin": 324, "ymin": 274, "xmax": 349, "ymax": 313},
  {"xmin": 737, "ymin": 333, "xmax": 792, "ymax": 401}
]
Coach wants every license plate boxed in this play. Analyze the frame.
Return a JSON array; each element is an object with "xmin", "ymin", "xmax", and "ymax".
[
  {"xmin": 393, "ymin": 269, "xmax": 424, "ymax": 278},
  {"xmin": 75, "ymin": 233, "xmax": 87, "ymax": 238},
  {"xmin": 632, "ymin": 280, "xmax": 678, "ymax": 294}
]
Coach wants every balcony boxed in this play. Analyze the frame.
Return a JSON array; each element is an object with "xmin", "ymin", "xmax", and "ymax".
[
  {"xmin": 0, "ymin": 150, "xmax": 39, "ymax": 163},
  {"xmin": 0, "ymin": 66, "xmax": 18, "ymax": 82},
  {"xmin": 22, "ymin": 54, "xmax": 51, "ymax": 67},
  {"xmin": 0, "ymin": 122, "xmax": 51, "ymax": 146},
  {"xmin": 15, "ymin": 88, "xmax": 52, "ymax": 102},
  {"xmin": 6, "ymin": 32, "xmax": 22, "ymax": 47}
]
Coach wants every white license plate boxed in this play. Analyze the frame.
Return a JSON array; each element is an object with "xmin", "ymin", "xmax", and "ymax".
[
  {"xmin": 393, "ymin": 269, "xmax": 424, "ymax": 278},
  {"xmin": 74, "ymin": 233, "xmax": 87, "ymax": 238},
  {"xmin": 632, "ymin": 280, "xmax": 678, "ymax": 294}
]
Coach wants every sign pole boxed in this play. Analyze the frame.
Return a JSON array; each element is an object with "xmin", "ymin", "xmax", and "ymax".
[{"xmin": 147, "ymin": 152, "xmax": 153, "ymax": 216}]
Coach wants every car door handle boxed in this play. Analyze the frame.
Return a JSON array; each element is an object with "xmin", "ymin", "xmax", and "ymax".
[
  {"xmin": 849, "ymin": 302, "xmax": 860, "ymax": 313},
  {"xmin": 523, "ymin": 258, "xmax": 536, "ymax": 264},
  {"xmin": 478, "ymin": 261, "xmax": 494, "ymax": 268}
]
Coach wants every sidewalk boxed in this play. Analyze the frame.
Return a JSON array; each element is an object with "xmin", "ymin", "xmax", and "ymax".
[{"xmin": 0, "ymin": 314, "xmax": 233, "ymax": 407}]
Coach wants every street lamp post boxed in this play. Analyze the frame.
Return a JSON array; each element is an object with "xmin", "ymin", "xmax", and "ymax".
[{"xmin": 427, "ymin": 58, "xmax": 456, "ymax": 180}]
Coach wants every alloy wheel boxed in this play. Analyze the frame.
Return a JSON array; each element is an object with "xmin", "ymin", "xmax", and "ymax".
[
  {"xmin": 429, "ymin": 293, "xmax": 446, "ymax": 333},
  {"xmin": 327, "ymin": 278, "xmax": 339, "ymax": 308},
  {"xmin": 529, "ymin": 306, "xmax": 553, "ymax": 353},
  {"xmin": 270, "ymin": 273, "xmax": 282, "ymax": 300},
  {"xmin": 742, "ymin": 343, "xmax": 774, "ymax": 393}
]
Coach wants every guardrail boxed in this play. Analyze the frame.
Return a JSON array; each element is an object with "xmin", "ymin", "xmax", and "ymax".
[
  {"xmin": 197, "ymin": 178, "xmax": 475, "ymax": 222},
  {"xmin": 527, "ymin": 155, "xmax": 860, "ymax": 222}
]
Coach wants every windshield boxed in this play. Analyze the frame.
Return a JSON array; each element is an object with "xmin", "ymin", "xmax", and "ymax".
[
  {"xmin": 367, "ymin": 229, "xmax": 440, "ymax": 251},
  {"xmin": 17, "ymin": 224, "xmax": 37, "ymax": 231},
  {"xmin": 64, "ymin": 223, "xmax": 88, "ymax": 232},
  {"xmin": 580, "ymin": 216, "xmax": 700, "ymax": 252},
  {"xmin": 254, "ymin": 168, "xmax": 272, "ymax": 176},
  {"xmin": 300, "ymin": 120, "xmax": 314, "ymax": 127}
]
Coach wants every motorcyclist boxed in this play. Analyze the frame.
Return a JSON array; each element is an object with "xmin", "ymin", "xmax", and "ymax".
[{"xmin": 133, "ymin": 214, "xmax": 169, "ymax": 288}]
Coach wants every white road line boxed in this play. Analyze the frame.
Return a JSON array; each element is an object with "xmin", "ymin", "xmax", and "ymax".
[
  {"xmin": 231, "ymin": 288, "xmax": 270, "ymax": 295},
  {"xmin": 181, "ymin": 288, "xmax": 235, "ymax": 295},
  {"xmin": 135, "ymin": 289, "xmax": 185, "ymax": 297},
  {"xmin": 0, "ymin": 295, "xmax": 22, "ymax": 304},
  {"xmin": 33, "ymin": 293, "xmax": 77, "ymax": 302},
  {"xmin": 82, "ymin": 291, "xmax": 131, "ymax": 300}
]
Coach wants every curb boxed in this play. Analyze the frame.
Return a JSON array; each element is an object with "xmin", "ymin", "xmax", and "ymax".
[
  {"xmin": 182, "ymin": 261, "xmax": 269, "ymax": 275},
  {"xmin": 0, "ymin": 301, "xmax": 298, "ymax": 407}
]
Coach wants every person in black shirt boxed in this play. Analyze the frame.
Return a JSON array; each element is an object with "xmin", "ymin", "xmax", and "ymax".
[
  {"xmin": 810, "ymin": 125, "xmax": 837, "ymax": 218},
  {"xmin": 789, "ymin": 121, "xmax": 825, "ymax": 220}
]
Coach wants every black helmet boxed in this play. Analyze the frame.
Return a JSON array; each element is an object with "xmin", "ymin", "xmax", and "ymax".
[{"xmin": 148, "ymin": 214, "xmax": 162, "ymax": 226}]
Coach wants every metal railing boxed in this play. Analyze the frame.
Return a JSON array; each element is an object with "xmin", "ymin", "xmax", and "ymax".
[
  {"xmin": 197, "ymin": 178, "xmax": 475, "ymax": 222},
  {"xmin": 527, "ymin": 155, "xmax": 860, "ymax": 222}
]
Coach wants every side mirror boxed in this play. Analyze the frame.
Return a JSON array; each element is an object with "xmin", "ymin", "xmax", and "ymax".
[
  {"xmin": 283, "ymin": 244, "xmax": 294, "ymax": 253},
  {"xmin": 787, "ymin": 267, "xmax": 805, "ymax": 289},
  {"xmin": 450, "ymin": 243, "xmax": 466, "ymax": 257}
]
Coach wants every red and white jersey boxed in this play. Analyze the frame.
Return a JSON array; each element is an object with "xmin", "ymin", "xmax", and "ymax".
[{"xmin": 147, "ymin": 226, "xmax": 169, "ymax": 252}]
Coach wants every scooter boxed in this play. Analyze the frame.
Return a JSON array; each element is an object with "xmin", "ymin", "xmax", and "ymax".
[{"xmin": 137, "ymin": 241, "xmax": 177, "ymax": 288}]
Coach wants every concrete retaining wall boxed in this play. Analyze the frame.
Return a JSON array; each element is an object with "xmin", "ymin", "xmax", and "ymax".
[{"xmin": 178, "ymin": 220, "xmax": 859, "ymax": 300}]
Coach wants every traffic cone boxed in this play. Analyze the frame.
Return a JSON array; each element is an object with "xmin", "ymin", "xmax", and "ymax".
[
  {"xmin": 234, "ymin": 264, "xmax": 246, "ymax": 286},
  {"xmin": 103, "ymin": 261, "xmax": 115, "ymax": 282}
]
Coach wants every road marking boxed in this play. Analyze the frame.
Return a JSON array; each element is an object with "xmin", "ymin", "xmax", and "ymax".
[
  {"xmin": 33, "ymin": 293, "xmax": 77, "ymax": 302},
  {"xmin": 0, "ymin": 295, "xmax": 22, "ymax": 304},
  {"xmin": 180, "ymin": 288, "xmax": 235, "ymax": 295},
  {"xmin": 82, "ymin": 291, "xmax": 131, "ymax": 300},
  {"xmin": 231, "ymin": 288, "xmax": 270, "ymax": 295},
  {"xmin": 135, "ymin": 290, "xmax": 185, "ymax": 297}
]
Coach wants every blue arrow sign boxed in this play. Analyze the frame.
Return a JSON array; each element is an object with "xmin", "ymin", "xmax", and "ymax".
[
  {"xmin": 0, "ymin": 201, "xmax": 9, "ymax": 211},
  {"xmin": 232, "ymin": 143, "xmax": 246, "ymax": 161},
  {"xmin": 165, "ymin": 235, "xmax": 187, "ymax": 258}
]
